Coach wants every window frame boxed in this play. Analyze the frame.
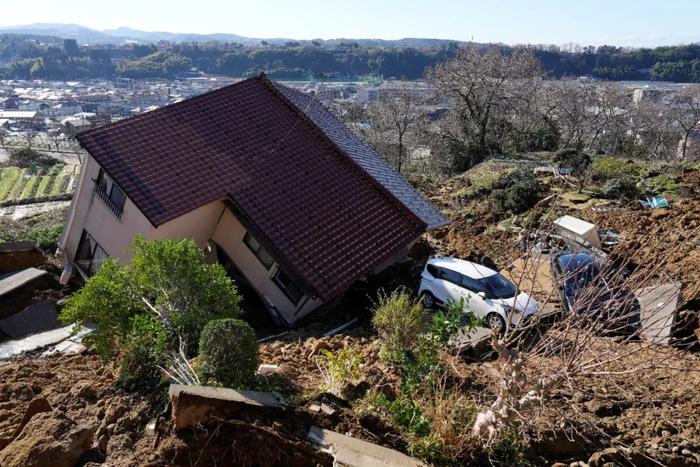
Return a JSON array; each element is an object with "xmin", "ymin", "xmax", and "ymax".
[
  {"xmin": 94, "ymin": 168, "xmax": 126, "ymax": 217},
  {"xmin": 74, "ymin": 229, "xmax": 108, "ymax": 276},
  {"xmin": 437, "ymin": 267, "xmax": 462, "ymax": 286},
  {"xmin": 271, "ymin": 268, "xmax": 303, "ymax": 305},
  {"xmin": 243, "ymin": 231, "xmax": 274, "ymax": 270},
  {"xmin": 461, "ymin": 275, "xmax": 486, "ymax": 294}
]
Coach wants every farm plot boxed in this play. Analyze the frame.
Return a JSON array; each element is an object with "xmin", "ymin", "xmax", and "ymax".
[{"xmin": 0, "ymin": 164, "xmax": 77, "ymax": 204}]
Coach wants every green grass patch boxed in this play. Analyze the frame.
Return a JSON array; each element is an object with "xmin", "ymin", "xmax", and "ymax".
[
  {"xmin": 36, "ymin": 175, "xmax": 55, "ymax": 197},
  {"xmin": 591, "ymin": 157, "xmax": 642, "ymax": 180},
  {"xmin": 645, "ymin": 174, "xmax": 683, "ymax": 195},
  {"xmin": 49, "ymin": 175, "xmax": 68, "ymax": 195},
  {"xmin": 20, "ymin": 176, "xmax": 40, "ymax": 199},
  {"xmin": 7, "ymin": 172, "xmax": 28, "ymax": 201},
  {"xmin": 0, "ymin": 207, "xmax": 67, "ymax": 250},
  {"xmin": 0, "ymin": 167, "xmax": 23, "ymax": 201}
]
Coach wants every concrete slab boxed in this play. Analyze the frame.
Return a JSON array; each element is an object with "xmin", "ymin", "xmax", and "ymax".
[
  {"xmin": 307, "ymin": 426, "xmax": 426, "ymax": 467},
  {"xmin": 0, "ymin": 268, "xmax": 48, "ymax": 298},
  {"xmin": 43, "ymin": 324, "xmax": 95, "ymax": 356},
  {"xmin": 635, "ymin": 282, "xmax": 681, "ymax": 345},
  {"xmin": 0, "ymin": 324, "xmax": 76, "ymax": 359},
  {"xmin": 0, "ymin": 300, "xmax": 59, "ymax": 339},
  {"xmin": 169, "ymin": 384, "xmax": 286, "ymax": 431}
]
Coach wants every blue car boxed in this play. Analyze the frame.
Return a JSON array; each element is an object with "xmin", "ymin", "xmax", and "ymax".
[{"xmin": 550, "ymin": 250, "xmax": 640, "ymax": 329}]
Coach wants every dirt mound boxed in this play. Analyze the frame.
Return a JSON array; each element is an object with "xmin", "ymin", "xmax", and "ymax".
[
  {"xmin": 0, "ymin": 353, "xmax": 154, "ymax": 467},
  {"xmin": 528, "ymin": 341, "xmax": 700, "ymax": 465},
  {"xmin": 585, "ymin": 195, "xmax": 700, "ymax": 303}
]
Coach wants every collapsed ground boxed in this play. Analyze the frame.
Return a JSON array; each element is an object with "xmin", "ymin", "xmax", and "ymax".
[{"xmin": 1, "ymin": 156, "xmax": 700, "ymax": 466}]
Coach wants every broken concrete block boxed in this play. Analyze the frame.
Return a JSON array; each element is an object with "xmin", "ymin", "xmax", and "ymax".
[
  {"xmin": 256, "ymin": 364, "xmax": 278, "ymax": 376},
  {"xmin": 307, "ymin": 425, "xmax": 426, "ymax": 467},
  {"xmin": 320, "ymin": 403, "xmax": 336, "ymax": 416},
  {"xmin": 0, "ymin": 242, "xmax": 45, "ymax": 274},
  {"xmin": 169, "ymin": 384, "xmax": 285, "ymax": 431},
  {"xmin": 635, "ymin": 282, "xmax": 681, "ymax": 345}
]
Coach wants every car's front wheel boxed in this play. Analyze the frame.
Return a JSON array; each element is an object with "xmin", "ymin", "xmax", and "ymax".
[
  {"xmin": 420, "ymin": 291, "xmax": 436, "ymax": 310},
  {"xmin": 486, "ymin": 312, "xmax": 506, "ymax": 332}
]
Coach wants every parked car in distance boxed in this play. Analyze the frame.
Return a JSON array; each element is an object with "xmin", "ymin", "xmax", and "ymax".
[
  {"xmin": 418, "ymin": 257, "xmax": 540, "ymax": 330},
  {"xmin": 550, "ymin": 250, "xmax": 640, "ymax": 329}
]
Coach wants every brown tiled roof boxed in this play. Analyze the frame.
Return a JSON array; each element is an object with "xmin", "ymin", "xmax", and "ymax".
[{"xmin": 76, "ymin": 74, "xmax": 435, "ymax": 301}]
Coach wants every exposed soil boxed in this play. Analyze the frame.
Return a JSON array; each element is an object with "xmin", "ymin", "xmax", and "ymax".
[{"xmin": 0, "ymin": 163, "xmax": 699, "ymax": 466}]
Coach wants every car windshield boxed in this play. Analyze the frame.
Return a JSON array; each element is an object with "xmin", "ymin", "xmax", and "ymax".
[
  {"xmin": 478, "ymin": 273, "xmax": 517, "ymax": 299},
  {"xmin": 560, "ymin": 254, "xmax": 601, "ymax": 293}
]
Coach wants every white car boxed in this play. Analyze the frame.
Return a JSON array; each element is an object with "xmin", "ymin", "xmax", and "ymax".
[{"xmin": 417, "ymin": 257, "xmax": 540, "ymax": 330}]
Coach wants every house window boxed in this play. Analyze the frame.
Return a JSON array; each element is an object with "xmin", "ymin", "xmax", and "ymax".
[
  {"xmin": 243, "ymin": 231, "xmax": 273, "ymax": 269},
  {"xmin": 94, "ymin": 168, "xmax": 126, "ymax": 218},
  {"xmin": 272, "ymin": 268, "xmax": 303, "ymax": 305},
  {"xmin": 75, "ymin": 230, "xmax": 108, "ymax": 276}
]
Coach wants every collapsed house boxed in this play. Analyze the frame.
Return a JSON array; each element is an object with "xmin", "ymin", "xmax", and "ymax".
[{"xmin": 57, "ymin": 73, "xmax": 448, "ymax": 325}]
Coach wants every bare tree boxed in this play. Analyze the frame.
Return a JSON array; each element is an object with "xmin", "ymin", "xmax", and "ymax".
[
  {"xmin": 365, "ymin": 84, "xmax": 420, "ymax": 174},
  {"xmin": 667, "ymin": 86, "xmax": 700, "ymax": 159},
  {"xmin": 548, "ymin": 80, "xmax": 601, "ymax": 150},
  {"xmin": 633, "ymin": 100, "xmax": 677, "ymax": 160},
  {"xmin": 426, "ymin": 45, "xmax": 542, "ymax": 170},
  {"xmin": 24, "ymin": 130, "xmax": 36, "ymax": 150},
  {"xmin": 471, "ymin": 226, "xmax": 697, "ymax": 457},
  {"xmin": 0, "ymin": 127, "xmax": 5, "ymax": 148},
  {"xmin": 48, "ymin": 130, "xmax": 62, "ymax": 152}
]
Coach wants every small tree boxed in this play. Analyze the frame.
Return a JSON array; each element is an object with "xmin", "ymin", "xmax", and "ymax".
[
  {"xmin": 130, "ymin": 236, "xmax": 242, "ymax": 349},
  {"xmin": 197, "ymin": 319, "xmax": 258, "ymax": 388},
  {"xmin": 61, "ymin": 258, "xmax": 141, "ymax": 358},
  {"xmin": 61, "ymin": 236, "xmax": 243, "ymax": 358},
  {"xmin": 118, "ymin": 314, "xmax": 169, "ymax": 389},
  {"xmin": 372, "ymin": 288, "xmax": 427, "ymax": 361},
  {"xmin": 491, "ymin": 170, "xmax": 540, "ymax": 214}
]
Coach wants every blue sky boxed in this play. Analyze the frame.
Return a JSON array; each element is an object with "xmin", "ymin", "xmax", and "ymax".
[{"xmin": 1, "ymin": 0, "xmax": 699, "ymax": 47}]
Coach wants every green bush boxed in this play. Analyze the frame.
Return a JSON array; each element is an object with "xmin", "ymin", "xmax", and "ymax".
[
  {"xmin": 553, "ymin": 148, "xmax": 592, "ymax": 177},
  {"xmin": 318, "ymin": 347, "xmax": 363, "ymax": 396},
  {"xmin": 130, "ymin": 236, "xmax": 242, "ymax": 350},
  {"xmin": 61, "ymin": 258, "xmax": 142, "ymax": 358},
  {"xmin": 118, "ymin": 314, "xmax": 168, "ymax": 389},
  {"xmin": 645, "ymin": 174, "xmax": 683, "ymax": 195},
  {"xmin": 61, "ymin": 236, "xmax": 243, "ymax": 358},
  {"xmin": 31, "ymin": 224, "xmax": 64, "ymax": 250},
  {"xmin": 197, "ymin": 318, "xmax": 258, "ymax": 388},
  {"xmin": 7, "ymin": 148, "xmax": 59, "ymax": 173},
  {"xmin": 372, "ymin": 289, "xmax": 427, "ymax": 361},
  {"xmin": 491, "ymin": 170, "xmax": 540, "ymax": 214}
]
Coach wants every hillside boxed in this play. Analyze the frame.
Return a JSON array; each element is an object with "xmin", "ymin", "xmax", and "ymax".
[{"xmin": 0, "ymin": 157, "xmax": 698, "ymax": 466}]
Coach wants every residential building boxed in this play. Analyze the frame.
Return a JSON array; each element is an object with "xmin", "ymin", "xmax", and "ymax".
[{"xmin": 58, "ymin": 74, "xmax": 448, "ymax": 325}]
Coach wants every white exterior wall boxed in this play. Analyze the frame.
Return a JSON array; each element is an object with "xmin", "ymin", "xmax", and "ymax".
[
  {"xmin": 60, "ymin": 153, "xmax": 324, "ymax": 324},
  {"xmin": 61, "ymin": 154, "xmax": 153, "ymax": 263},
  {"xmin": 210, "ymin": 208, "xmax": 323, "ymax": 324}
]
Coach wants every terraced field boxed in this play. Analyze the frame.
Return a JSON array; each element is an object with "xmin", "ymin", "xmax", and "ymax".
[{"xmin": 0, "ymin": 164, "xmax": 77, "ymax": 204}]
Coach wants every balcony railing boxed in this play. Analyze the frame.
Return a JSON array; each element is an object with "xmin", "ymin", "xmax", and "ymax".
[{"xmin": 93, "ymin": 182, "xmax": 123, "ymax": 220}]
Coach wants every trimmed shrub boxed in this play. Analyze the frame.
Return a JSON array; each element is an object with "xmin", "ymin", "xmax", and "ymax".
[
  {"xmin": 197, "ymin": 319, "xmax": 257, "ymax": 388},
  {"xmin": 603, "ymin": 177, "xmax": 640, "ymax": 201},
  {"xmin": 118, "ymin": 314, "xmax": 168, "ymax": 389},
  {"xmin": 491, "ymin": 170, "xmax": 540, "ymax": 213},
  {"xmin": 372, "ymin": 289, "xmax": 427, "ymax": 361}
]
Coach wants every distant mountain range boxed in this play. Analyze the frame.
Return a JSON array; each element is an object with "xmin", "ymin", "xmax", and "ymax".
[{"xmin": 0, "ymin": 23, "xmax": 464, "ymax": 48}]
